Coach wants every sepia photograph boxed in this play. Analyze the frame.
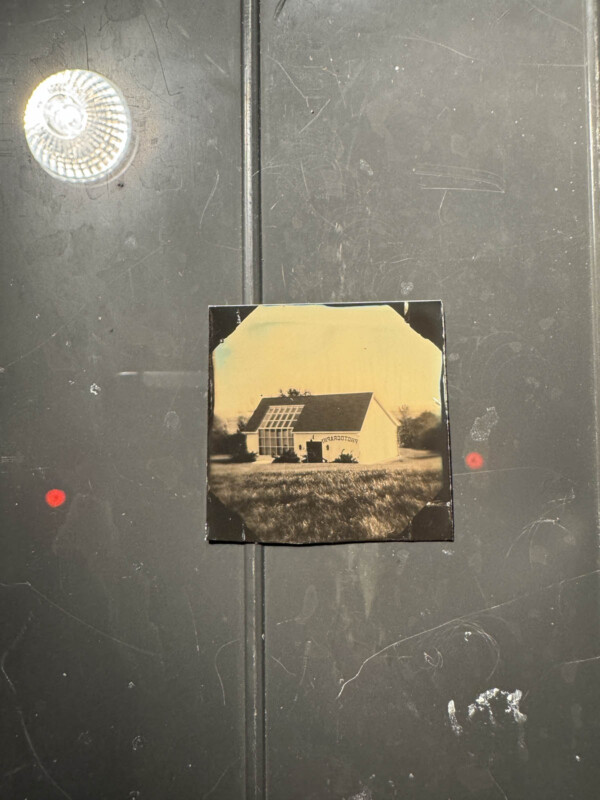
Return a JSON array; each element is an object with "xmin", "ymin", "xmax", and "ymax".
[{"xmin": 207, "ymin": 302, "xmax": 452, "ymax": 544}]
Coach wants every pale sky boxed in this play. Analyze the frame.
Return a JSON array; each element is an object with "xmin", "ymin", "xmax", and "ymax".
[{"xmin": 212, "ymin": 304, "xmax": 442, "ymax": 424}]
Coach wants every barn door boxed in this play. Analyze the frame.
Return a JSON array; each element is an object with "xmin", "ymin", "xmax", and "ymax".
[{"xmin": 306, "ymin": 441, "xmax": 323, "ymax": 463}]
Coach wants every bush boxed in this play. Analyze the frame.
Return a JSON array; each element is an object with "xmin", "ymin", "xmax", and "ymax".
[
  {"xmin": 272, "ymin": 449, "xmax": 300, "ymax": 463},
  {"xmin": 229, "ymin": 437, "xmax": 257, "ymax": 463},
  {"xmin": 231, "ymin": 448, "xmax": 257, "ymax": 463},
  {"xmin": 210, "ymin": 415, "xmax": 250, "ymax": 456},
  {"xmin": 333, "ymin": 451, "xmax": 358, "ymax": 463},
  {"xmin": 418, "ymin": 422, "xmax": 444, "ymax": 452}
]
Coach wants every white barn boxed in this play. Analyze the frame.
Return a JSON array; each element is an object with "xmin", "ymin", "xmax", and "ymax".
[{"xmin": 244, "ymin": 392, "xmax": 399, "ymax": 464}]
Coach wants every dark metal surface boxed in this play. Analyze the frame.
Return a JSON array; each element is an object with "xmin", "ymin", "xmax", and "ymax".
[
  {"xmin": 261, "ymin": 0, "xmax": 599, "ymax": 798},
  {"xmin": 0, "ymin": 1, "xmax": 599, "ymax": 799},
  {"xmin": 1, "ymin": 2, "xmax": 246, "ymax": 798}
]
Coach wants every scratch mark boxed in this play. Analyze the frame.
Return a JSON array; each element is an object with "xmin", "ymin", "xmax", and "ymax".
[
  {"xmin": 294, "ymin": 640, "xmax": 312, "ymax": 703},
  {"xmin": 415, "ymin": 163, "xmax": 505, "ymax": 193},
  {"xmin": 527, "ymin": 2, "xmax": 582, "ymax": 35},
  {"xmin": 1, "ymin": 616, "xmax": 32, "ymax": 697},
  {"xmin": 401, "ymin": 34, "xmax": 481, "ymax": 62},
  {"xmin": 300, "ymin": 159, "xmax": 309, "ymax": 198},
  {"xmin": 489, "ymin": 769, "xmax": 509, "ymax": 800},
  {"xmin": 199, "ymin": 170, "xmax": 220, "ymax": 231},
  {"xmin": 326, "ymin": 46, "xmax": 347, "ymax": 108},
  {"xmin": 142, "ymin": 9, "xmax": 181, "ymax": 96},
  {"xmin": 506, "ymin": 516, "xmax": 570, "ymax": 560},
  {"xmin": 560, "ymin": 654, "xmax": 600, "ymax": 667},
  {"xmin": 388, "ymin": 257, "xmax": 415, "ymax": 265},
  {"xmin": 526, "ymin": 652, "xmax": 600, "ymax": 697},
  {"xmin": 266, "ymin": 54, "xmax": 310, "ymax": 106},
  {"xmin": 83, "ymin": 25, "xmax": 89, "ymax": 69},
  {"xmin": 184, "ymin": 591, "xmax": 203, "ymax": 693},
  {"xmin": 516, "ymin": 61, "xmax": 586, "ymax": 68},
  {"xmin": 421, "ymin": 186, "xmax": 505, "ymax": 194},
  {"xmin": 459, "ymin": 620, "xmax": 500, "ymax": 680},
  {"xmin": 0, "ymin": 581, "xmax": 157, "ymax": 657},
  {"xmin": 2, "ymin": 764, "xmax": 29, "ymax": 780},
  {"xmin": 0, "ymin": 15, "xmax": 61, "ymax": 27},
  {"xmin": 453, "ymin": 465, "xmax": 564, "ymax": 478},
  {"xmin": 438, "ymin": 189, "xmax": 448, "ymax": 225},
  {"xmin": 1, "ymin": 615, "xmax": 73, "ymax": 799},
  {"xmin": 200, "ymin": 240, "xmax": 241, "ymax": 252},
  {"xmin": 214, "ymin": 638, "xmax": 239, "ymax": 706},
  {"xmin": 493, "ymin": 9, "xmax": 511, "ymax": 25},
  {"xmin": 202, "ymin": 756, "xmax": 241, "ymax": 799},
  {"xmin": 274, "ymin": 0, "xmax": 289, "ymax": 20},
  {"xmin": 336, "ymin": 569, "xmax": 600, "ymax": 699},
  {"xmin": 204, "ymin": 53, "xmax": 228, "ymax": 77},
  {"xmin": 298, "ymin": 98, "xmax": 331, "ymax": 134},
  {"xmin": 271, "ymin": 655, "xmax": 296, "ymax": 677}
]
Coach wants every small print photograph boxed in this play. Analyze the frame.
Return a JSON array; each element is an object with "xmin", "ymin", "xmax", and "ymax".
[{"xmin": 207, "ymin": 302, "xmax": 452, "ymax": 544}]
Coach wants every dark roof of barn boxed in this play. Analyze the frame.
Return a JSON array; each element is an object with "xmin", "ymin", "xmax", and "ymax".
[{"xmin": 244, "ymin": 392, "xmax": 376, "ymax": 433}]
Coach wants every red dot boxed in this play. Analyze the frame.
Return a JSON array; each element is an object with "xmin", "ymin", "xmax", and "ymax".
[
  {"xmin": 465, "ymin": 452, "xmax": 485, "ymax": 470},
  {"xmin": 45, "ymin": 489, "xmax": 66, "ymax": 508}
]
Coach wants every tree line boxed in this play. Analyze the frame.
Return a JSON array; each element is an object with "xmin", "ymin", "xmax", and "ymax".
[{"xmin": 396, "ymin": 406, "xmax": 444, "ymax": 452}]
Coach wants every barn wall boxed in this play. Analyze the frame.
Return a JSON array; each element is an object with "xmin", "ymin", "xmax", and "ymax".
[
  {"xmin": 359, "ymin": 398, "xmax": 399, "ymax": 463},
  {"xmin": 246, "ymin": 431, "xmax": 259, "ymax": 455},
  {"xmin": 295, "ymin": 432, "xmax": 361, "ymax": 461}
]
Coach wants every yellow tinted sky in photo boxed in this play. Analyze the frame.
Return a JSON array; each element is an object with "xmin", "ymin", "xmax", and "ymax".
[{"xmin": 213, "ymin": 304, "xmax": 442, "ymax": 424}]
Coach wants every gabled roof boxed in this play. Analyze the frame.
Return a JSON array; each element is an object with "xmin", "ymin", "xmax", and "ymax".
[{"xmin": 245, "ymin": 392, "xmax": 378, "ymax": 433}]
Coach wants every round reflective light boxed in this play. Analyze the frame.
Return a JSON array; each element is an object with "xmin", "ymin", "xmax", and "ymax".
[{"xmin": 24, "ymin": 69, "xmax": 132, "ymax": 184}]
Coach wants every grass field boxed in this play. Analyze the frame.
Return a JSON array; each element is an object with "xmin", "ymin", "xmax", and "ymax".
[{"xmin": 208, "ymin": 453, "xmax": 443, "ymax": 543}]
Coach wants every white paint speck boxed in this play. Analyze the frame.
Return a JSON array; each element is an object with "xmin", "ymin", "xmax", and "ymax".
[
  {"xmin": 90, "ymin": 383, "xmax": 101, "ymax": 395},
  {"xmin": 467, "ymin": 688, "xmax": 528, "ymax": 749},
  {"xmin": 348, "ymin": 787, "xmax": 372, "ymax": 800},
  {"xmin": 470, "ymin": 407, "xmax": 499, "ymax": 441},
  {"xmin": 448, "ymin": 699, "xmax": 463, "ymax": 736}
]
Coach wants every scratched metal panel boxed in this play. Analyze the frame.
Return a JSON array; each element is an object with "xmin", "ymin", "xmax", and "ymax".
[
  {"xmin": 261, "ymin": 1, "xmax": 599, "ymax": 799},
  {"xmin": 0, "ymin": 2, "xmax": 246, "ymax": 799}
]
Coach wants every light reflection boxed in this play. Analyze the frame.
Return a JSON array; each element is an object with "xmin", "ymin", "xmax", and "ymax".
[{"xmin": 24, "ymin": 69, "xmax": 132, "ymax": 183}]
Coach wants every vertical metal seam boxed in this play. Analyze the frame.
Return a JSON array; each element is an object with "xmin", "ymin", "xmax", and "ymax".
[
  {"xmin": 584, "ymin": 0, "xmax": 600, "ymax": 538},
  {"xmin": 241, "ymin": 0, "xmax": 265, "ymax": 799}
]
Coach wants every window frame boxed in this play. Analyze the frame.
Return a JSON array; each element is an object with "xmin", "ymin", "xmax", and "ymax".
[{"xmin": 257, "ymin": 404, "xmax": 304, "ymax": 455}]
